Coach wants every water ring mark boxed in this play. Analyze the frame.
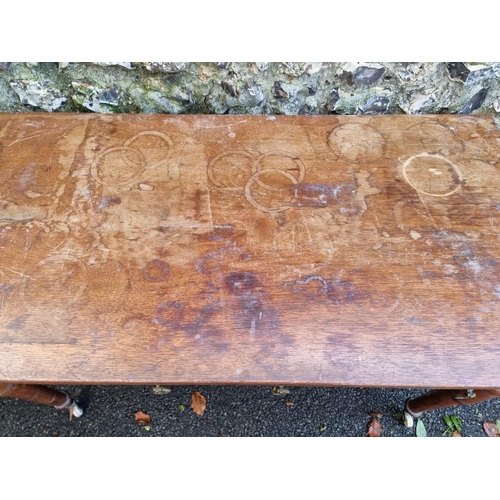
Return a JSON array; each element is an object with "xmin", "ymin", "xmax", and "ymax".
[
  {"xmin": 154, "ymin": 301, "xmax": 185, "ymax": 327},
  {"xmin": 256, "ymin": 153, "xmax": 306, "ymax": 190},
  {"xmin": 404, "ymin": 121, "xmax": 465, "ymax": 157},
  {"xmin": 142, "ymin": 259, "xmax": 170, "ymax": 282},
  {"xmin": 327, "ymin": 123, "xmax": 385, "ymax": 164},
  {"xmin": 244, "ymin": 168, "xmax": 299, "ymax": 213},
  {"xmin": 90, "ymin": 146, "xmax": 146, "ymax": 186},
  {"xmin": 123, "ymin": 131, "xmax": 174, "ymax": 170},
  {"xmin": 20, "ymin": 255, "xmax": 87, "ymax": 311},
  {"xmin": 402, "ymin": 153, "xmax": 464, "ymax": 197},
  {"xmin": 207, "ymin": 151, "xmax": 259, "ymax": 189}
]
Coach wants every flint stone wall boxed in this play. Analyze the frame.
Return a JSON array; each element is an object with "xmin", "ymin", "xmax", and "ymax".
[{"xmin": 0, "ymin": 62, "xmax": 498, "ymax": 127}]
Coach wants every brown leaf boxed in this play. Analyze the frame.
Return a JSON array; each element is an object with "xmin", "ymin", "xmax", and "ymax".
[
  {"xmin": 285, "ymin": 401, "xmax": 295, "ymax": 406},
  {"xmin": 68, "ymin": 406, "xmax": 74, "ymax": 421},
  {"xmin": 191, "ymin": 391, "xmax": 206, "ymax": 416},
  {"xmin": 370, "ymin": 412, "xmax": 383, "ymax": 418},
  {"xmin": 452, "ymin": 430, "xmax": 462, "ymax": 437},
  {"xmin": 134, "ymin": 411, "xmax": 151, "ymax": 424},
  {"xmin": 367, "ymin": 417, "xmax": 382, "ymax": 437},
  {"xmin": 483, "ymin": 422, "xmax": 500, "ymax": 437}
]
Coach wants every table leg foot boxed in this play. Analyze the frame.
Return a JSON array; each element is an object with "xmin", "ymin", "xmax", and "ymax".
[
  {"xmin": 403, "ymin": 410, "xmax": 414, "ymax": 428},
  {"xmin": 0, "ymin": 383, "xmax": 83, "ymax": 417},
  {"xmin": 68, "ymin": 401, "xmax": 84, "ymax": 418},
  {"xmin": 403, "ymin": 388, "xmax": 500, "ymax": 426}
]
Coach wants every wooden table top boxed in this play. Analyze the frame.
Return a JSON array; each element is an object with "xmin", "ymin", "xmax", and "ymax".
[{"xmin": 1, "ymin": 113, "xmax": 500, "ymax": 388}]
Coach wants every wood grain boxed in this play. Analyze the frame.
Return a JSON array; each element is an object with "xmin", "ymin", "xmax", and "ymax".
[{"xmin": 1, "ymin": 113, "xmax": 500, "ymax": 388}]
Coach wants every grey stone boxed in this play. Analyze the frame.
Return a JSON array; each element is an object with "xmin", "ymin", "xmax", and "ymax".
[
  {"xmin": 173, "ymin": 88, "xmax": 195, "ymax": 108},
  {"xmin": 298, "ymin": 103, "xmax": 313, "ymax": 114},
  {"xmin": 92, "ymin": 62, "xmax": 135, "ymax": 70},
  {"xmin": 221, "ymin": 81, "xmax": 239, "ymax": 98},
  {"xmin": 398, "ymin": 89, "xmax": 447, "ymax": 114},
  {"xmin": 70, "ymin": 81, "xmax": 120, "ymax": 113},
  {"xmin": 465, "ymin": 65, "xmax": 500, "ymax": 85},
  {"xmin": 236, "ymin": 84, "xmax": 265, "ymax": 108},
  {"xmin": 98, "ymin": 87, "xmax": 120, "ymax": 106},
  {"xmin": 281, "ymin": 62, "xmax": 313, "ymax": 77},
  {"xmin": 459, "ymin": 88, "xmax": 488, "ymax": 114},
  {"xmin": 338, "ymin": 70, "xmax": 354, "ymax": 86},
  {"xmin": 353, "ymin": 66, "xmax": 386, "ymax": 87},
  {"xmin": 327, "ymin": 89, "xmax": 340, "ymax": 112},
  {"xmin": 141, "ymin": 62, "xmax": 187, "ymax": 73},
  {"xmin": 9, "ymin": 80, "xmax": 66, "ymax": 111},
  {"xmin": 392, "ymin": 62, "xmax": 439, "ymax": 83},
  {"xmin": 273, "ymin": 81, "xmax": 289, "ymax": 99},
  {"xmin": 143, "ymin": 91, "xmax": 186, "ymax": 114},
  {"xmin": 359, "ymin": 96, "xmax": 390, "ymax": 114},
  {"xmin": 447, "ymin": 62, "xmax": 470, "ymax": 82}
]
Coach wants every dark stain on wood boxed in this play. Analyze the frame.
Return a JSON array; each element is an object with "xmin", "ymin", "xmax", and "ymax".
[
  {"xmin": 142, "ymin": 259, "xmax": 170, "ymax": 282},
  {"xmin": 98, "ymin": 196, "xmax": 121, "ymax": 209}
]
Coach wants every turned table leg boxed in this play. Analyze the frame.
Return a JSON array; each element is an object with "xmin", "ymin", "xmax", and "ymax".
[
  {"xmin": 0, "ymin": 383, "xmax": 83, "ymax": 417},
  {"xmin": 404, "ymin": 389, "xmax": 500, "ymax": 427}
]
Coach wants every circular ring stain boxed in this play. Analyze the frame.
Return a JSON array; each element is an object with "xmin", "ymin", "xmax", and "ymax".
[
  {"xmin": 327, "ymin": 124, "xmax": 385, "ymax": 164},
  {"xmin": 90, "ymin": 146, "xmax": 146, "ymax": 186},
  {"xmin": 244, "ymin": 168, "xmax": 299, "ymax": 212},
  {"xmin": 402, "ymin": 153, "xmax": 464, "ymax": 197},
  {"xmin": 208, "ymin": 151, "xmax": 259, "ymax": 189}
]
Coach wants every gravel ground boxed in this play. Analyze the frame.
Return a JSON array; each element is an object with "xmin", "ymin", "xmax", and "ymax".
[{"xmin": 1, "ymin": 385, "xmax": 499, "ymax": 437}]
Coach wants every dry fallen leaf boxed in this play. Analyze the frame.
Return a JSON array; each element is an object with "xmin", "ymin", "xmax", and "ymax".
[
  {"xmin": 370, "ymin": 412, "xmax": 383, "ymax": 418},
  {"xmin": 483, "ymin": 422, "xmax": 500, "ymax": 437},
  {"xmin": 134, "ymin": 411, "xmax": 151, "ymax": 424},
  {"xmin": 285, "ymin": 401, "xmax": 295, "ymax": 406},
  {"xmin": 452, "ymin": 430, "xmax": 462, "ymax": 437},
  {"xmin": 68, "ymin": 406, "xmax": 75, "ymax": 421},
  {"xmin": 151, "ymin": 385, "xmax": 171, "ymax": 395},
  {"xmin": 191, "ymin": 391, "xmax": 206, "ymax": 416},
  {"xmin": 270, "ymin": 386, "xmax": 291, "ymax": 396},
  {"xmin": 367, "ymin": 417, "xmax": 382, "ymax": 437}
]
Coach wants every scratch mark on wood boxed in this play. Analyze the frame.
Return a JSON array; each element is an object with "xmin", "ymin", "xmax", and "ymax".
[
  {"xmin": 0, "ymin": 266, "xmax": 34, "ymax": 280},
  {"xmin": 65, "ymin": 363, "xmax": 83, "ymax": 382},
  {"xmin": 416, "ymin": 192, "xmax": 439, "ymax": 229},
  {"xmin": 196, "ymin": 119, "xmax": 249, "ymax": 129},
  {"xmin": 206, "ymin": 188, "xmax": 214, "ymax": 229},
  {"xmin": 370, "ymin": 199, "xmax": 382, "ymax": 232},
  {"xmin": 301, "ymin": 215, "xmax": 314, "ymax": 244},
  {"xmin": 0, "ymin": 270, "xmax": 14, "ymax": 284},
  {"xmin": 7, "ymin": 122, "xmax": 76, "ymax": 147},
  {"xmin": 83, "ymin": 184, "xmax": 95, "ymax": 213}
]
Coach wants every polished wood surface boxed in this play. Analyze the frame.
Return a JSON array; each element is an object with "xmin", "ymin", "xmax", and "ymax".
[{"xmin": 1, "ymin": 113, "xmax": 500, "ymax": 387}]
